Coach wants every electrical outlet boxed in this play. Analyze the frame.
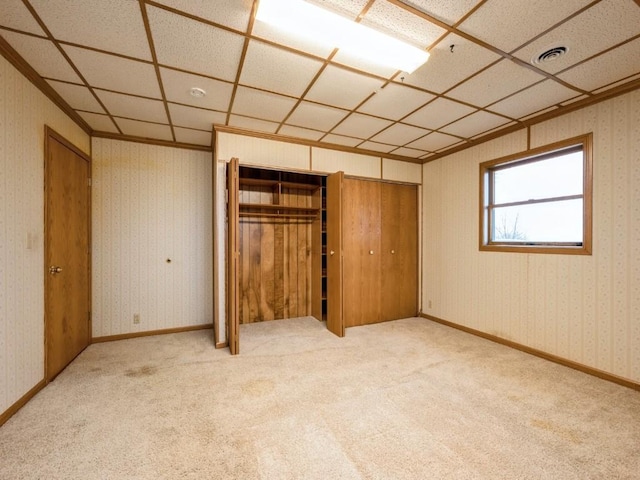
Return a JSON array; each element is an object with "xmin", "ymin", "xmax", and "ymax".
[{"xmin": 133, "ymin": 314, "xmax": 140, "ymax": 324}]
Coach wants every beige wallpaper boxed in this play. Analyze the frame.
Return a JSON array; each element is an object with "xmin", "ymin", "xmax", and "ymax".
[
  {"xmin": 423, "ymin": 89, "xmax": 640, "ymax": 383},
  {"xmin": 91, "ymin": 138, "xmax": 213, "ymax": 338},
  {"xmin": 0, "ymin": 55, "xmax": 89, "ymax": 415}
]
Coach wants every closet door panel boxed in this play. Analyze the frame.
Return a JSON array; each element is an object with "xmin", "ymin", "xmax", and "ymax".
[
  {"xmin": 342, "ymin": 178, "xmax": 381, "ymax": 327},
  {"xmin": 381, "ymin": 183, "xmax": 418, "ymax": 320}
]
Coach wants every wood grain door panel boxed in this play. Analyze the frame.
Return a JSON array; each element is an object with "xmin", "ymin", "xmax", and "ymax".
[
  {"xmin": 227, "ymin": 158, "xmax": 240, "ymax": 354},
  {"xmin": 326, "ymin": 171, "xmax": 344, "ymax": 337},
  {"xmin": 45, "ymin": 130, "xmax": 91, "ymax": 381},
  {"xmin": 342, "ymin": 178, "xmax": 381, "ymax": 327},
  {"xmin": 381, "ymin": 183, "xmax": 418, "ymax": 321}
]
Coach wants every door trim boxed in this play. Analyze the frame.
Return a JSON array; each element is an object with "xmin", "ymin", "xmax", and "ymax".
[{"xmin": 44, "ymin": 126, "xmax": 92, "ymax": 381}]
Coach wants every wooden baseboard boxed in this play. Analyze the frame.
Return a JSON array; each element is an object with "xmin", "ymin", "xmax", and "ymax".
[
  {"xmin": 420, "ymin": 313, "xmax": 640, "ymax": 392},
  {"xmin": 0, "ymin": 379, "xmax": 46, "ymax": 428},
  {"xmin": 92, "ymin": 324, "xmax": 213, "ymax": 343}
]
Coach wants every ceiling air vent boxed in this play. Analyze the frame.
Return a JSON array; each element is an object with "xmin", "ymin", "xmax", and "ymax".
[{"xmin": 532, "ymin": 46, "xmax": 568, "ymax": 65}]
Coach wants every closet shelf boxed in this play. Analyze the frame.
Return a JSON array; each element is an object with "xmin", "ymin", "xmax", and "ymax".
[
  {"xmin": 239, "ymin": 202, "xmax": 320, "ymax": 219},
  {"xmin": 239, "ymin": 178, "xmax": 320, "ymax": 191}
]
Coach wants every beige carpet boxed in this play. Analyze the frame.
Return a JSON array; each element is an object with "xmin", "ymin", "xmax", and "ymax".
[{"xmin": 1, "ymin": 317, "xmax": 639, "ymax": 479}]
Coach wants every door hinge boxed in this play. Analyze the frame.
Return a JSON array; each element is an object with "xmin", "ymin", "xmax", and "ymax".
[{"xmin": 87, "ymin": 178, "xmax": 92, "ymax": 187}]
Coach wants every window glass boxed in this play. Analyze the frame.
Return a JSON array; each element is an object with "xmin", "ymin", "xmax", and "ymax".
[{"xmin": 493, "ymin": 151, "xmax": 583, "ymax": 204}]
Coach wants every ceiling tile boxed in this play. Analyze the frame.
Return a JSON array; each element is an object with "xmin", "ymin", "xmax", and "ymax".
[
  {"xmin": 458, "ymin": 0, "xmax": 591, "ymax": 53},
  {"xmin": 391, "ymin": 146, "xmax": 429, "ymax": 158},
  {"xmin": 359, "ymin": 141, "xmax": 396, "ymax": 153},
  {"xmin": 447, "ymin": 59, "xmax": 545, "ymax": 107},
  {"xmin": 514, "ymin": 0, "xmax": 640, "ymax": 74},
  {"xmin": 228, "ymin": 115, "xmax": 279, "ymax": 134},
  {"xmin": 96, "ymin": 91, "xmax": 167, "ymax": 123},
  {"xmin": 63, "ymin": 45, "xmax": 161, "ymax": 98},
  {"xmin": 287, "ymin": 101, "xmax": 349, "ymax": 131},
  {"xmin": 471, "ymin": 121, "xmax": 517, "ymax": 139},
  {"xmin": 488, "ymin": 80, "xmax": 578, "ymax": 119},
  {"xmin": 358, "ymin": 83, "xmax": 435, "ymax": 120},
  {"xmin": 331, "ymin": 113, "xmax": 393, "ymax": 138},
  {"xmin": 305, "ymin": 65, "xmax": 385, "ymax": 110},
  {"xmin": 322, "ymin": 133, "xmax": 363, "ymax": 147},
  {"xmin": 403, "ymin": 98, "xmax": 476, "ymax": 130},
  {"xmin": 307, "ymin": 0, "xmax": 369, "ymax": 19},
  {"xmin": 558, "ymin": 38, "xmax": 640, "ymax": 92},
  {"xmin": 159, "ymin": 68, "xmax": 233, "ymax": 111},
  {"xmin": 370, "ymin": 123, "xmax": 430, "ymax": 145},
  {"xmin": 78, "ymin": 112, "xmax": 118, "ymax": 133},
  {"xmin": 279, "ymin": 125, "xmax": 324, "ymax": 141},
  {"xmin": 46, "ymin": 80, "xmax": 104, "ymax": 113},
  {"xmin": 1, "ymin": 31, "xmax": 81, "ymax": 83},
  {"xmin": 399, "ymin": 0, "xmax": 482, "ymax": 25},
  {"xmin": 407, "ymin": 131, "xmax": 460, "ymax": 151},
  {"xmin": 240, "ymin": 40, "xmax": 324, "ymax": 97},
  {"xmin": 593, "ymin": 73, "xmax": 640, "ymax": 94},
  {"xmin": 0, "ymin": 0, "xmax": 45, "ymax": 35},
  {"xmin": 440, "ymin": 110, "xmax": 510, "ymax": 138},
  {"xmin": 115, "ymin": 118, "xmax": 173, "ymax": 141},
  {"xmin": 363, "ymin": 1, "xmax": 447, "ymax": 49},
  {"xmin": 151, "ymin": 0, "xmax": 252, "ymax": 31},
  {"xmin": 30, "ymin": 0, "xmax": 151, "ymax": 60},
  {"xmin": 148, "ymin": 5, "xmax": 244, "ymax": 82},
  {"xmin": 174, "ymin": 127, "xmax": 212, "ymax": 146},
  {"xmin": 231, "ymin": 86, "xmax": 298, "ymax": 123},
  {"xmin": 404, "ymin": 33, "xmax": 501, "ymax": 94},
  {"xmin": 168, "ymin": 103, "xmax": 227, "ymax": 130}
]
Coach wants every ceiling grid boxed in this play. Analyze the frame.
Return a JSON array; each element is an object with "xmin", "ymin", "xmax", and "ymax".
[{"xmin": 0, "ymin": 0, "xmax": 637, "ymax": 161}]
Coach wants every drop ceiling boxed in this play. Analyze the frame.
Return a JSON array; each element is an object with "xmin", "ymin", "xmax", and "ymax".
[{"xmin": 1, "ymin": 0, "xmax": 639, "ymax": 163}]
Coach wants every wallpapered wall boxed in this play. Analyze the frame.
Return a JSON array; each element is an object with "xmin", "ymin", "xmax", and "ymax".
[
  {"xmin": 91, "ymin": 138, "xmax": 213, "ymax": 338},
  {"xmin": 0, "ymin": 55, "xmax": 89, "ymax": 414},
  {"xmin": 423, "ymin": 89, "xmax": 640, "ymax": 383},
  {"xmin": 214, "ymin": 131, "xmax": 422, "ymax": 344}
]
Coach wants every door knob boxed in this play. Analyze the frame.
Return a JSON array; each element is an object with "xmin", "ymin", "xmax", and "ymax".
[
  {"xmin": 369, "ymin": 250, "xmax": 374, "ymax": 255},
  {"xmin": 391, "ymin": 250, "xmax": 395, "ymax": 254},
  {"xmin": 49, "ymin": 266, "xmax": 63, "ymax": 275},
  {"xmin": 330, "ymin": 250, "xmax": 335, "ymax": 256}
]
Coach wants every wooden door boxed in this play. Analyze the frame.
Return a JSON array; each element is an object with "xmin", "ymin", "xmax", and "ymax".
[
  {"xmin": 45, "ymin": 128, "xmax": 91, "ymax": 381},
  {"xmin": 381, "ymin": 183, "xmax": 418, "ymax": 321},
  {"xmin": 227, "ymin": 158, "xmax": 240, "ymax": 354},
  {"xmin": 342, "ymin": 178, "xmax": 381, "ymax": 327},
  {"xmin": 325, "ymin": 171, "xmax": 344, "ymax": 337}
]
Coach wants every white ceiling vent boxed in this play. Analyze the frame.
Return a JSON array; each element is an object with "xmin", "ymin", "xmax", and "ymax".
[{"xmin": 532, "ymin": 46, "xmax": 568, "ymax": 65}]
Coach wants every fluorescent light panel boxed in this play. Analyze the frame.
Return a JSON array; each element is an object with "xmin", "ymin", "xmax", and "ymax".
[{"xmin": 256, "ymin": 0, "xmax": 430, "ymax": 74}]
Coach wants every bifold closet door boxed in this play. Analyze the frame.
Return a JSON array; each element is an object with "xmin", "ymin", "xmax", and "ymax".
[
  {"xmin": 342, "ymin": 178, "xmax": 381, "ymax": 327},
  {"xmin": 381, "ymin": 182, "xmax": 418, "ymax": 320},
  {"xmin": 227, "ymin": 158, "xmax": 240, "ymax": 355}
]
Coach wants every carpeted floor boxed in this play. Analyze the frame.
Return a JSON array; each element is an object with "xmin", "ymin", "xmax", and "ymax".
[{"xmin": 1, "ymin": 317, "xmax": 639, "ymax": 479}]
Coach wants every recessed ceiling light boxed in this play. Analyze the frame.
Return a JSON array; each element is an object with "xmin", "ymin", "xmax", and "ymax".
[
  {"xmin": 532, "ymin": 46, "xmax": 568, "ymax": 65},
  {"xmin": 190, "ymin": 87, "xmax": 206, "ymax": 98}
]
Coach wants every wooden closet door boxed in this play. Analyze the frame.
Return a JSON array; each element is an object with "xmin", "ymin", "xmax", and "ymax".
[
  {"xmin": 227, "ymin": 158, "xmax": 240, "ymax": 354},
  {"xmin": 326, "ymin": 172, "xmax": 344, "ymax": 337},
  {"xmin": 381, "ymin": 182, "xmax": 418, "ymax": 321},
  {"xmin": 342, "ymin": 178, "xmax": 381, "ymax": 327}
]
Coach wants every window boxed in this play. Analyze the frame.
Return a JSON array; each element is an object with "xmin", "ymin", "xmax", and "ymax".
[{"xmin": 480, "ymin": 134, "xmax": 592, "ymax": 254}]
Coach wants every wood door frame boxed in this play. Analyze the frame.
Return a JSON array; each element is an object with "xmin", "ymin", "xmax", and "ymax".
[{"xmin": 44, "ymin": 126, "xmax": 92, "ymax": 381}]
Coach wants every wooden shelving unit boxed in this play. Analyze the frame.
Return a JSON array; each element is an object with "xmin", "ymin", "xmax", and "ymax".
[{"xmin": 238, "ymin": 177, "xmax": 321, "ymax": 219}]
